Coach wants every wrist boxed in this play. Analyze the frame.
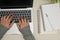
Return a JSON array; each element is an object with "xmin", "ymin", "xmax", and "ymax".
[
  {"xmin": 19, "ymin": 26, "xmax": 32, "ymax": 36},
  {"xmin": 0, "ymin": 24, "xmax": 9, "ymax": 29}
]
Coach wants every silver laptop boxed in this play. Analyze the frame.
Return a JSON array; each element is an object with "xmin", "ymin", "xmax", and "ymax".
[{"xmin": 0, "ymin": 0, "xmax": 33, "ymax": 34}]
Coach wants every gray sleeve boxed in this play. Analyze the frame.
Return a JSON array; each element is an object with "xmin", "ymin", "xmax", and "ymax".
[
  {"xmin": 0, "ymin": 24, "xmax": 9, "ymax": 40},
  {"xmin": 19, "ymin": 26, "xmax": 35, "ymax": 40}
]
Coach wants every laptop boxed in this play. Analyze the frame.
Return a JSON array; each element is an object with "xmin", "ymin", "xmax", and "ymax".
[{"xmin": 0, "ymin": 0, "xmax": 33, "ymax": 34}]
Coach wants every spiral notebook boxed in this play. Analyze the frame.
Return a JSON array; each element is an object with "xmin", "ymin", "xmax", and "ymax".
[{"xmin": 41, "ymin": 3, "xmax": 60, "ymax": 33}]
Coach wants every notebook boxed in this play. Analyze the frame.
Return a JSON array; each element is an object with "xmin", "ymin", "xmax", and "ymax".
[{"xmin": 41, "ymin": 3, "xmax": 59, "ymax": 32}]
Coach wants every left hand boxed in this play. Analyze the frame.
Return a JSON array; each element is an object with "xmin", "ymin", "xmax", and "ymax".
[{"xmin": 0, "ymin": 14, "xmax": 14, "ymax": 29}]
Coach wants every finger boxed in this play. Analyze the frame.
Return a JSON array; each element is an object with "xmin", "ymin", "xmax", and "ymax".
[
  {"xmin": 27, "ymin": 20, "xmax": 29, "ymax": 24},
  {"xmin": 18, "ymin": 18, "xmax": 21, "ymax": 25},
  {"xmin": 20, "ymin": 17, "xmax": 24, "ymax": 23},
  {"xmin": 4, "ymin": 15, "xmax": 7, "ymax": 20},
  {"xmin": 8, "ymin": 15, "xmax": 13, "ymax": 22},
  {"xmin": 9, "ymin": 21, "xmax": 14, "ymax": 27},
  {"xmin": 18, "ymin": 17, "xmax": 24, "ymax": 24},
  {"xmin": 18, "ymin": 17, "xmax": 21, "ymax": 23},
  {"xmin": 6, "ymin": 14, "xmax": 11, "ymax": 20},
  {"xmin": 16, "ymin": 23, "xmax": 20, "ymax": 28},
  {"xmin": 1, "ymin": 16, "xmax": 4, "ymax": 21},
  {"xmin": 24, "ymin": 17, "xmax": 27, "ymax": 22},
  {"xmin": 17, "ymin": 23, "xmax": 21, "ymax": 29}
]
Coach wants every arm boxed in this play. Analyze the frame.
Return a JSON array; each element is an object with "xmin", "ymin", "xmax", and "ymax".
[
  {"xmin": 17, "ymin": 17, "xmax": 35, "ymax": 40},
  {"xmin": 20, "ymin": 26, "xmax": 35, "ymax": 40},
  {"xmin": 0, "ymin": 15, "xmax": 14, "ymax": 40},
  {"xmin": 0, "ymin": 24, "xmax": 9, "ymax": 40}
]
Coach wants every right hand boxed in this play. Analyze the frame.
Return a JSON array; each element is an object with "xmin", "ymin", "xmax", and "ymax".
[
  {"xmin": 17, "ymin": 17, "xmax": 29, "ymax": 30},
  {"xmin": 0, "ymin": 14, "xmax": 14, "ymax": 29}
]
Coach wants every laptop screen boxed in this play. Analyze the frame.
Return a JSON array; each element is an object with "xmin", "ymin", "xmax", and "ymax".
[{"xmin": 0, "ymin": 0, "xmax": 33, "ymax": 9}]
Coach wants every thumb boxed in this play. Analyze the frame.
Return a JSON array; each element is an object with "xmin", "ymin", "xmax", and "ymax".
[{"xmin": 10, "ymin": 21, "xmax": 14, "ymax": 27}]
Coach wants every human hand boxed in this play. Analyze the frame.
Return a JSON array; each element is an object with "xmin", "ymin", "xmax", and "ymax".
[
  {"xmin": 0, "ymin": 14, "xmax": 14, "ymax": 29},
  {"xmin": 17, "ymin": 17, "xmax": 29, "ymax": 30}
]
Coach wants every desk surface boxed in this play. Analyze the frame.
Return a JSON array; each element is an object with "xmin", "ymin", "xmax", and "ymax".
[{"xmin": 1, "ymin": 30, "xmax": 60, "ymax": 40}]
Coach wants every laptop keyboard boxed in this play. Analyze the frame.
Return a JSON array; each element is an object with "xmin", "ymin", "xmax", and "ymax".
[{"xmin": 0, "ymin": 10, "xmax": 31, "ymax": 23}]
